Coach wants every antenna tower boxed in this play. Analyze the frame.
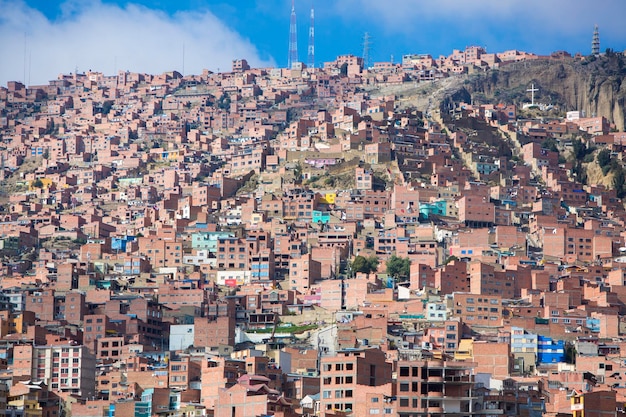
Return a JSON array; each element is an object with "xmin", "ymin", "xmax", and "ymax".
[
  {"xmin": 288, "ymin": 0, "xmax": 298, "ymax": 69},
  {"xmin": 592, "ymin": 24, "xmax": 600, "ymax": 56},
  {"xmin": 362, "ymin": 32, "xmax": 372, "ymax": 69},
  {"xmin": 308, "ymin": 2, "xmax": 315, "ymax": 69}
]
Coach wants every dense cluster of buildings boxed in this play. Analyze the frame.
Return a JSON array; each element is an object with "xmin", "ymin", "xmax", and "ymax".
[{"xmin": 0, "ymin": 46, "xmax": 625, "ymax": 417}]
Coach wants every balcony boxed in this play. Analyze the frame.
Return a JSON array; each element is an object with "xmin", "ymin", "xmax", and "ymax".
[
  {"xmin": 427, "ymin": 406, "xmax": 443, "ymax": 413},
  {"xmin": 444, "ymin": 376, "xmax": 471, "ymax": 383}
]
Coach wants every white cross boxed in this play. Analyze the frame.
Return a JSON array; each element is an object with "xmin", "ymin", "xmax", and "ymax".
[{"xmin": 527, "ymin": 84, "xmax": 539, "ymax": 106}]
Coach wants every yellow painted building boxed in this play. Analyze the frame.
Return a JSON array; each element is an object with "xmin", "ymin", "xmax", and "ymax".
[
  {"xmin": 454, "ymin": 339, "xmax": 474, "ymax": 361},
  {"xmin": 28, "ymin": 177, "xmax": 54, "ymax": 191},
  {"xmin": 319, "ymin": 192, "xmax": 336, "ymax": 205}
]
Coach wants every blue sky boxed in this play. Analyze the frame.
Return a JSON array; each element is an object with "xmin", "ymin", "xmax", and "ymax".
[{"xmin": 2, "ymin": 0, "xmax": 626, "ymax": 86}]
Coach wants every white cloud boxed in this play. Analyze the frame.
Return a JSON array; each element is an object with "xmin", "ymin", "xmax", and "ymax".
[
  {"xmin": 0, "ymin": 1, "xmax": 275, "ymax": 86},
  {"xmin": 334, "ymin": 0, "xmax": 626, "ymax": 40}
]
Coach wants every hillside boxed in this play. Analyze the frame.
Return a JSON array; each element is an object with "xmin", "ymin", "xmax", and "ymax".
[{"xmin": 456, "ymin": 53, "xmax": 626, "ymax": 131}]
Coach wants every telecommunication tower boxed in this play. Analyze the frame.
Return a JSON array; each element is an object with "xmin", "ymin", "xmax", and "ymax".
[
  {"xmin": 592, "ymin": 24, "xmax": 600, "ymax": 56},
  {"xmin": 288, "ymin": 0, "xmax": 298, "ymax": 69},
  {"xmin": 308, "ymin": 2, "xmax": 315, "ymax": 69},
  {"xmin": 362, "ymin": 32, "xmax": 372, "ymax": 69}
]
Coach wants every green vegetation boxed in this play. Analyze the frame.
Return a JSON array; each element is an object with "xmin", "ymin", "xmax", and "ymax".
[
  {"xmin": 613, "ymin": 167, "xmax": 626, "ymax": 199},
  {"xmin": 386, "ymin": 255, "xmax": 411, "ymax": 282},
  {"xmin": 541, "ymin": 137, "xmax": 559, "ymax": 153},
  {"xmin": 444, "ymin": 255, "xmax": 459, "ymax": 265},
  {"xmin": 293, "ymin": 162, "xmax": 303, "ymax": 185},
  {"xmin": 101, "ymin": 100, "xmax": 115, "ymax": 115},
  {"xmin": 349, "ymin": 255, "xmax": 379, "ymax": 276},
  {"xmin": 571, "ymin": 138, "xmax": 594, "ymax": 161},
  {"xmin": 597, "ymin": 148, "xmax": 612, "ymax": 174},
  {"xmin": 217, "ymin": 92, "xmax": 231, "ymax": 110}
]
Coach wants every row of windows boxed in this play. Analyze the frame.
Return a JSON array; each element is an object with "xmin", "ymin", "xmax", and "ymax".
[
  {"xmin": 368, "ymin": 409, "xmax": 393, "ymax": 414},
  {"xmin": 321, "ymin": 389, "xmax": 354, "ymax": 398},
  {"xmin": 323, "ymin": 376, "xmax": 354, "ymax": 384},
  {"xmin": 322, "ymin": 363, "xmax": 354, "ymax": 372},
  {"xmin": 464, "ymin": 298, "xmax": 499, "ymax": 304},
  {"xmin": 465, "ymin": 307, "xmax": 499, "ymax": 313}
]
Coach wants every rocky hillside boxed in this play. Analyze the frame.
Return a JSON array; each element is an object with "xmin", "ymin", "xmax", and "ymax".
[{"xmin": 455, "ymin": 53, "xmax": 626, "ymax": 131}]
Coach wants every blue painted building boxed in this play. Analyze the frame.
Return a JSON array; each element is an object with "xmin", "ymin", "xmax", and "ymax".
[
  {"xmin": 312, "ymin": 210, "xmax": 331, "ymax": 224},
  {"xmin": 511, "ymin": 326, "xmax": 538, "ymax": 354},
  {"xmin": 191, "ymin": 231, "xmax": 234, "ymax": 251},
  {"xmin": 537, "ymin": 335, "xmax": 565, "ymax": 364},
  {"xmin": 419, "ymin": 200, "xmax": 447, "ymax": 219},
  {"xmin": 476, "ymin": 161, "xmax": 499, "ymax": 175},
  {"xmin": 111, "ymin": 235, "xmax": 136, "ymax": 252},
  {"xmin": 586, "ymin": 317, "xmax": 601, "ymax": 333}
]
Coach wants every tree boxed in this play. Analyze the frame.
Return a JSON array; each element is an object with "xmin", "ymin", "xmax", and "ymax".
[
  {"xmin": 293, "ymin": 162, "xmax": 303, "ymax": 185},
  {"xmin": 350, "ymin": 255, "xmax": 379, "ymax": 276},
  {"xmin": 386, "ymin": 255, "xmax": 411, "ymax": 282},
  {"xmin": 597, "ymin": 148, "xmax": 612, "ymax": 171},
  {"xmin": 571, "ymin": 138, "xmax": 587, "ymax": 160},
  {"xmin": 542, "ymin": 137, "xmax": 559, "ymax": 153},
  {"xmin": 613, "ymin": 167, "xmax": 626, "ymax": 199},
  {"xmin": 101, "ymin": 100, "xmax": 114, "ymax": 115},
  {"xmin": 217, "ymin": 92, "xmax": 231, "ymax": 110},
  {"xmin": 444, "ymin": 255, "xmax": 459, "ymax": 265},
  {"xmin": 32, "ymin": 178, "xmax": 44, "ymax": 188},
  {"xmin": 572, "ymin": 161, "xmax": 588, "ymax": 184}
]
